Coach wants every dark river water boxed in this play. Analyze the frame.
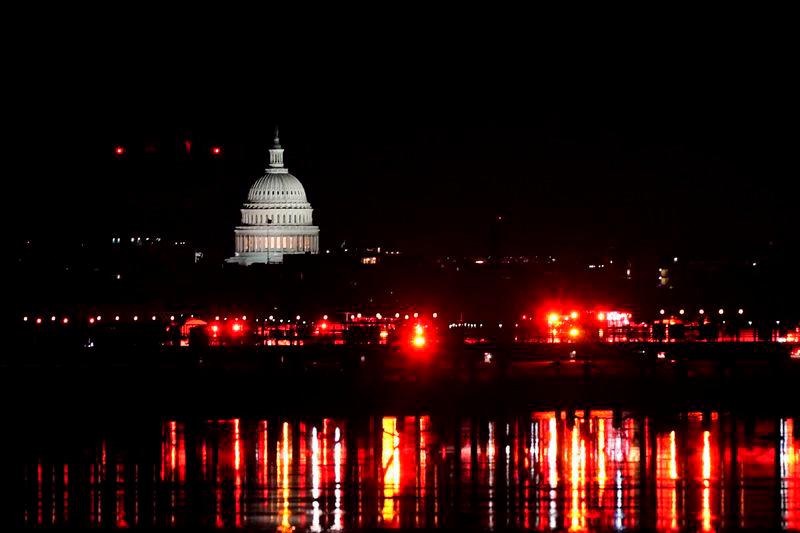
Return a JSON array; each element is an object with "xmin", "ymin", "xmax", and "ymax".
[{"xmin": 14, "ymin": 410, "xmax": 800, "ymax": 531}]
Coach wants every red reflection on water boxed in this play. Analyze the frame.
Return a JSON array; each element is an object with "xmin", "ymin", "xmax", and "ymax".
[{"xmin": 782, "ymin": 418, "xmax": 799, "ymax": 530}]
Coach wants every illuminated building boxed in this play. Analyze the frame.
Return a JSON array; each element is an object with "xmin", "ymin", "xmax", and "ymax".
[{"xmin": 227, "ymin": 128, "xmax": 319, "ymax": 265}]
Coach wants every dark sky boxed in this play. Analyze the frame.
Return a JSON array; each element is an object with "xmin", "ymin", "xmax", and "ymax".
[{"xmin": 8, "ymin": 18, "xmax": 798, "ymax": 261}]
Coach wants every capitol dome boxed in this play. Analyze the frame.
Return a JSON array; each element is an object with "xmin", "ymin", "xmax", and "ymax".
[
  {"xmin": 246, "ymin": 172, "xmax": 308, "ymax": 204},
  {"xmin": 226, "ymin": 128, "xmax": 320, "ymax": 265}
]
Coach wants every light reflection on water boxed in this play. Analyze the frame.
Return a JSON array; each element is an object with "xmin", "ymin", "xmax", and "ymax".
[{"xmin": 21, "ymin": 412, "xmax": 800, "ymax": 530}]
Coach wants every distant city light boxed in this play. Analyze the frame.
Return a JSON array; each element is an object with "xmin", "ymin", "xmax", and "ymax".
[
  {"xmin": 170, "ymin": 315, "xmax": 175, "ymax": 321},
  {"xmin": 659, "ymin": 309, "xmax": 665, "ymax": 315},
  {"xmin": 36, "ymin": 318, "xmax": 42, "ymax": 324},
  {"xmin": 89, "ymin": 318, "xmax": 95, "ymax": 324},
  {"xmin": 211, "ymin": 146, "xmax": 222, "ymax": 155},
  {"xmin": 413, "ymin": 312, "xmax": 419, "ymax": 318},
  {"xmin": 699, "ymin": 309, "xmax": 705, "ymax": 315},
  {"xmin": 115, "ymin": 315, "xmax": 120, "ymax": 321},
  {"xmin": 23, "ymin": 316, "xmax": 28, "ymax": 322},
  {"xmin": 597, "ymin": 312, "xmax": 605, "ymax": 321},
  {"xmin": 569, "ymin": 328, "xmax": 580, "ymax": 338},
  {"xmin": 51, "ymin": 316, "xmax": 56, "ymax": 322},
  {"xmin": 412, "ymin": 334, "xmax": 426, "ymax": 347},
  {"xmin": 152, "ymin": 315, "xmax": 156, "ymax": 321},
  {"xmin": 114, "ymin": 145, "xmax": 125, "ymax": 155},
  {"xmin": 679, "ymin": 309, "xmax": 685, "ymax": 315},
  {"xmin": 718, "ymin": 309, "xmax": 724, "ymax": 315},
  {"xmin": 570, "ymin": 311, "xmax": 579, "ymax": 320},
  {"xmin": 432, "ymin": 312, "xmax": 438, "ymax": 319},
  {"xmin": 548, "ymin": 313, "xmax": 559, "ymax": 324},
  {"xmin": 323, "ymin": 314, "xmax": 328, "ymax": 320},
  {"xmin": 62, "ymin": 317, "xmax": 69, "ymax": 324},
  {"xmin": 133, "ymin": 315, "xmax": 138, "ymax": 321},
  {"xmin": 395, "ymin": 313, "xmax": 400, "ymax": 318},
  {"xmin": 376, "ymin": 313, "xmax": 382, "ymax": 319},
  {"xmin": 738, "ymin": 308, "xmax": 744, "ymax": 315}
]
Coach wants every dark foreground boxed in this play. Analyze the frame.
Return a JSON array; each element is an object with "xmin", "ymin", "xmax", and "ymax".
[{"xmin": 1, "ymin": 344, "xmax": 798, "ymax": 531}]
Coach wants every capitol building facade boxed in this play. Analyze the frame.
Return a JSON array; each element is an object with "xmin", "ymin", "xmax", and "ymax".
[{"xmin": 226, "ymin": 130, "xmax": 320, "ymax": 265}]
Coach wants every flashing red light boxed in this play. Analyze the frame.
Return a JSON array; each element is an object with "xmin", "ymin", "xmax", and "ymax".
[
  {"xmin": 320, "ymin": 322, "xmax": 328, "ymax": 330},
  {"xmin": 231, "ymin": 323, "xmax": 242, "ymax": 333},
  {"xmin": 114, "ymin": 145, "xmax": 125, "ymax": 155},
  {"xmin": 211, "ymin": 146, "xmax": 222, "ymax": 155},
  {"xmin": 412, "ymin": 334, "xmax": 426, "ymax": 347}
]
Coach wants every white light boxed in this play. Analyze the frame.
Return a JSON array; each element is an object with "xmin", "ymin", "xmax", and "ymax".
[
  {"xmin": 432, "ymin": 312, "xmax": 438, "ymax": 318},
  {"xmin": 748, "ymin": 321, "xmax": 752, "ymax": 326},
  {"xmin": 356, "ymin": 313, "xmax": 361, "ymax": 319},
  {"xmin": 51, "ymin": 315, "xmax": 56, "ymax": 321},
  {"xmin": 699, "ymin": 309, "xmax": 705, "ymax": 315},
  {"xmin": 115, "ymin": 315, "xmax": 120, "ymax": 321},
  {"xmin": 673, "ymin": 257, "xmax": 678, "ymax": 263},
  {"xmin": 116, "ymin": 274, "xmax": 121, "ymax": 280},
  {"xmin": 215, "ymin": 316, "xmax": 220, "ymax": 321},
  {"xmin": 96, "ymin": 315, "xmax": 102, "ymax": 321},
  {"xmin": 170, "ymin": 315, "xmax": 175, "ymax": 321},
  {"xmin": 659, "ymin": 309, "xmax": 665, "ymax": 315},
  {"xmin": 413, "ymin": 312, "xmax": 419, "ymax": 318},
  {"xmin": 679, "ymin": 309, "xmax": 685, "ymax": 315},
  {"xmin": 23, "ymin": 316, "xmax": 28, "ymax": 322},
  {"xmin": 395, "ymin": 313, "xmax": 400, "ymax": 318},
  {"xmin": 718, "ymin": 308, "xmax": 724, "ymax": 315},
  {"xmin": 738, "ymin": 308, "xmax": 744, "ymax": 315},
  {"xmin": 242, "ymin": 315, "xmax": 247, "ymax": 320},
  {"xmin": 323, "ymin": 314, "xmax": 328, "ymax": 320},
  {"xmin": 376, "ymin": 313, "xmax": 382, "ymax": 319},
  {"xmin": 133, "ymin": 316, "xmax": 138, "ymax": 321},
  {"xmin": 152, "ymin": 315, "xmax": 156, "ymax": 321},
  {"xmin": 269, "ymin": 315, "xmax": 274, "ymax": 321},
  {"xmin": 404, "ymin": 314, "xmax": 409, "ymax": 320}
]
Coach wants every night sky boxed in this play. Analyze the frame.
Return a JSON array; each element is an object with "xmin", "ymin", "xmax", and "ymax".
[{"xmin": 9, "ymin": 22, "xmax": 798, "ymax": 263}]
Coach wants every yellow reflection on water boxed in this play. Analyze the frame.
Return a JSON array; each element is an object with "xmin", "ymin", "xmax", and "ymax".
[
  {"xmin": 382, "ymin": 417, "xmax": 400, "ymax": 524},
  {"xmin": 277, "ymin": 421, "xmax": 292, "ymax": 532}
]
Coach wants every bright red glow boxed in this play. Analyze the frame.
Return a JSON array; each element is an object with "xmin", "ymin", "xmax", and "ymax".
[
  {"xmin": 548, "ymin": 313, "xmax": 560, "ymax": 324},
  {"xmin": 89, "ymin": 317, "xmax": 95, "ymax": 324},
  {"xmin": 211, "ymin": 146, "xmax": 221, "ymax": 155},
  {"xmin": 569, "ymin": 327, "xmax": 580, "ymax": 338},
  {"xmin": 570, "ymin": 311, "xmax": 579, "ymax": 320},
  {"xmin": 412, "ymin": 334, "xmax": 426, "ymax": 347},
  {"xmin": 597, "ymin": 312, "xmax": 606, "ymax": 321},
  {"xmin": 320, "ymin": 322, "xmax": 328, "ymax": 330},
  {"xmin": 114, "ymin": 146, "xmax": 124, "ymax": 155},
  {"xmin": 379, "ymin": 330, "xmax": 389, "ymax": 339},
  {"xmin": 211, "ymin": 325, "xmax": 219, "ymax": 334},
  {"xmin": 231, "ymin": 323, "xmax": 242, "ymax": 333}
]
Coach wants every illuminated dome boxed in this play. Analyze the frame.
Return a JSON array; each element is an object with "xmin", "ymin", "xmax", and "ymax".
[
  {"xmin": 226, "ymin": 128, "xmax": 320, "ymax": 265},
  {"xmin": 246, "ymin": 172, "xmax": 308, "ymax": 204}
]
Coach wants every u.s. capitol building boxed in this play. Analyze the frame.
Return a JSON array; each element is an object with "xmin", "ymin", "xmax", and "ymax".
[{"xmin": 227, "ymin": 129, "xmax": 320, "ymax": 265}]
